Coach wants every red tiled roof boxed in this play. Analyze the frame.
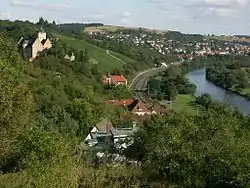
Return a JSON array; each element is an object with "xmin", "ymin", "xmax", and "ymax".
[
  {"xmin": 106, "ymin": 99, "xmax": 135, "ymax": 107},
  {"xmin": 110, "ymin": 75, "xmax": 127, "ymax": 83}
]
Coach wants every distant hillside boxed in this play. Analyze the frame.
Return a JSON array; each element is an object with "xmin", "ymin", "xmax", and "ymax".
[
  {"xmin": 83, "ymin": 25, "xmax": 166, "ymax": 34},
  {"xmin": 206, "ymin": 35, "xmax": 250, "ymax": 43},
  {"xmin": 84, "ymin": 25, "xmax": 134, "ymax": 33},
  {"xmin": 59, "ymin": 23, "xmax": 104, "ymax": 35}
]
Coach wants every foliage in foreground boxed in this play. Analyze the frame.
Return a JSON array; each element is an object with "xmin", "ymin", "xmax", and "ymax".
[{"xmin": 126, "ymin": 110, "xmax": 250, "ymax": 187}]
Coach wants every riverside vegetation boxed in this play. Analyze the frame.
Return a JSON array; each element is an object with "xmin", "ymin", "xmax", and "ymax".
[
  {"xmin": 0, "ymin": 19, "xmax": 250, "ymax": 188},
  {"xmin": 206, "ymin": 57, "xmax": 250, "ymax": 100}
]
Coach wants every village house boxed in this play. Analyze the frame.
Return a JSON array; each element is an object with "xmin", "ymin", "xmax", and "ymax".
[
  {"xmin": 84, "ymin": 118, "xmax": 137, "ymax": 150},
  {"xmin": 102, "ymin": 74, "xmax": 128, "ymax": 86},
  {"xmin": 106, "ymin": 99, "xmax": 165, "ymax": 116},
  {"xmin": 19, "ymin": 27, "xmax": 52, "ymax": 61}
]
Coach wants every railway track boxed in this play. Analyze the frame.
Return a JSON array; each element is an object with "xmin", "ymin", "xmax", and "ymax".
[
  {"xmin": 129, "ymin": 62, "xmax": 182, "ymax": 104},
  {"xmin": 129, "ymin": 67, "xmax": 166, "ymax": 104}
]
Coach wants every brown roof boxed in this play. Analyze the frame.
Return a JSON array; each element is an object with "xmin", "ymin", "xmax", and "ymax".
[
  {"xmin": 106, "ymin": 99, "xmax": 135, "ymax": 107},
  {"xmin": 129, "ymin": 100, "xmax": 149, "ymax": 113},
  {"xmin": 95, "ymin": 118, "xmax": 115, "ymax": 133}
]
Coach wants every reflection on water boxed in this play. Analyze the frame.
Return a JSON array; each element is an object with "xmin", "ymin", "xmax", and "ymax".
[{"xmin": 187, "ymin": 68, "xmax": 250, "ymax": 115}]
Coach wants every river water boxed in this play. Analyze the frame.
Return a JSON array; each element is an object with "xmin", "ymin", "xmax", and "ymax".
[{"xmin": 187, "ymin": 68, "xmax": 250, "ymax": 115}]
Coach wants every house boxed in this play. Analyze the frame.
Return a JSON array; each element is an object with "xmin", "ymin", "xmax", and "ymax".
[
  {"xmin": 106, "ymin": 99, "xmax": 135, "ymax": 107},
  {"xmin": 102, "ymin": 74, "xmax": 128, "ymax": 86},
  {"xmin": 106, "ymin": 99, "xmax": 166, "ymax": 116},
  {"xmin": 19, "ymin": 27, "xmax": 52, "ymax": 61},
  {"xmin": 84, "ymin": 118, "xmax": 137, "ymax": 150},
  {"xmin": 128, "ymin": 100, "xmax": 151, "ymax": 116},
  {"xmin": 107, "ymin": 99, "xmax": 151, "ymax": 116},
  {"xmin": 84, "ymin": 118, "xmax": 115, "ymax": 144}
]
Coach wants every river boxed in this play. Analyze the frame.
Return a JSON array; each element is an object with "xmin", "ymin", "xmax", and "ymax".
[{"xmin": 187, "ymin": 68, "xmax": 250, "ymax": 115}]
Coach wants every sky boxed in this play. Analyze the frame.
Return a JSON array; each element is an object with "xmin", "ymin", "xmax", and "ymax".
[{"xmin": 0, "ymin": 0, "xmax": 250, "ymax": 35}]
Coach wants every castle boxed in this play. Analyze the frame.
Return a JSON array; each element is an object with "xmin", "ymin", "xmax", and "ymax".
[{"xmin": 20, "ymin": 27, "xmax": 52, "ymax": 61}]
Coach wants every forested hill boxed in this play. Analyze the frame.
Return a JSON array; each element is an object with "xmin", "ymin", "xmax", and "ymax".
[
  {"xmin": 0, "ymin": 19, "xmax": 135, "ymax": 186},
  {"xmin": 1, "ymin": 18, "xmax": 250, "ymax": 187}
]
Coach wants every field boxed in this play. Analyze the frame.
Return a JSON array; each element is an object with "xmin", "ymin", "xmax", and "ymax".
[
  {"xmin": 56, "ymin": 34, "xmax": 126, "ymax": 72},
  {"xmin": 84, "ymin": 25, "xmax": 165, "ymax": 34},
  {"xmin": 84, "ymin": 25, "xmax": 130, "ymax": 33},
  {"xmin": 207, "ymin": 35, "xmax": 250, "ymax": 43},
  {"xmin": 170, "ymin": 94, "xmax": 205, "ymax": 115}
]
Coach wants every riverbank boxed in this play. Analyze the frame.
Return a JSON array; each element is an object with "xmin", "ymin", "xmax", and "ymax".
[
  {"xmin": 205, "ymin": 73, "xmax": 250, "ymax": 101},
  {"xmin": 187, "ymin": 68, "xmax": 250, "ymax": 114}
]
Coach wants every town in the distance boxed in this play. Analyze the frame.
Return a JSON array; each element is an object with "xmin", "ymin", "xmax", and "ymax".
[{"xmin": 1, "ymin": 17, "xmax": 250, "ymax": 187}]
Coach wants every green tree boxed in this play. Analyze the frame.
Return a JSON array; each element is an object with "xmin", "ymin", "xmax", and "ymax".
[
  {"xmin": 0, "ymin": 35, "xmax": 33, "ymax": 170},
  {"xmin": 38, "ymin": 17, "xmax": 45, "ymax": 26},
  {"xmin": 163, "ymin": 82, "xmax": 178, "ymax": 100},
  {"xmin": 83, "ymin": 49, "xmax": 90, "ymax": 63},
  {"xmin": 196, "ymin": 93, "xmax": 212, "ymax": 110},
  {"xmin": 18, "ymin": 128, "xmax": 79, "ymax": 187},
  {"xmin": 68, "ymin": 99, "xmax": 94, "ymax": 137},
  {"xmin": 127, "ymin": 112, "xmax": 250, "ymax": 187}
]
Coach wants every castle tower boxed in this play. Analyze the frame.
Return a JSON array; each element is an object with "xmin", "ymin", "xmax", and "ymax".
[{"xmin": 38, "ymin": 27, "xmax": 46, "ymax": 41}]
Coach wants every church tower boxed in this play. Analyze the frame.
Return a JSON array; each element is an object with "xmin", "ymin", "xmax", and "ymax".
[{"xmin": 38, "ymin": 27, "xmax": 46, "ymax": 41}]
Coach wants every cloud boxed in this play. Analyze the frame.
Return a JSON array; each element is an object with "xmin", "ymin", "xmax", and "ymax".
[
  {"xmin": 93, "ymin": 14, "xmax": 105, "ymax": 18},
  {"xmin": 186, "ymin": 0, "xmax": 247, "ymax": 9},
  {"xmin": 42, "ymin": 4, "xmax": 69, "ymax": 11},
  {"xmin": 0, "ymin": 11, "xmax": 13, "ymax": 20},
  {"xmin": 148, "ymin": 0, "xmax": 166, "ymax": 4},
  {"xmin": 184, "ymin": 0, "xmax": 247, "ymax": 18},
  {"xmin": 11, "ymin": 0, "xmax": 37, "ymax": 7},
  {"xmin": 120, "ymin": 18, "xmax": 130, "ymax": 23},
  {"xmin": 122, "ymin": 11, "xmax": 132, "ymax": 17},
  {"xmin": 10, "ymin": 0, "xmax": 68, "ymax": 11}
]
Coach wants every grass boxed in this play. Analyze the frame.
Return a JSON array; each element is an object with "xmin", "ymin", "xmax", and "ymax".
[
  {"xmin": 84, "ymin": 25, "xmax": 165, "ymax": 34},
  {"xmin": 84, "ymin": 25, "xmax": 130, "ymax": 33},
  {"xmin": 56, "ymin": 34, "xmax": 125, "ymax": 72},
  {"xmin": 206, "ymin": 35, "xmax": 250, "ymax": 43},
  {"xmin": 243, "ymin": 88, "xmax": 250, "ymax": 94},
  {"xmin": 170, "ymin": 94, "xmax": 205, "ymax": 115}
]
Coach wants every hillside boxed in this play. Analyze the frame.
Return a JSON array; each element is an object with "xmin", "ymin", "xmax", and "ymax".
[
  {"xmin": 56, "ymin": 34, "xmax": 139, "ymax": 73},
  {"xmin": 56, "ymin": 34, "xmax": 123, "ymax": 71},
  {"xmin": 206, "ymin": 35, "xmax": 250, "ymax": 43},
  {"xmin": 84, "ymin": 25, "xmax": 165, "ymax": 34}
]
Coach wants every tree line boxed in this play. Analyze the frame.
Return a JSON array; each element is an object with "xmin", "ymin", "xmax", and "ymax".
[
  {"xmin": 125, "ymin": 94, "xmax": 250, "ymax": 187},
  {"xmin": 148, "ymin": 65, "xmax": 196, "ymax": 100},
  {"xmin": 206, "ymin": 58, "xmax": 250, "ymax": 99}
]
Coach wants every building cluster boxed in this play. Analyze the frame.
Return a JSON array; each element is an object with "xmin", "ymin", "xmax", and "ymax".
[
  {"xmin": 88, "ymin": 31, "xmax": 250, "ymax": 62},
  {"xmin": 84, "ymin": 118, "xmax": 136, "ymax": 150},
  {"xmin": 106, "ymin": 98, "xmax": 165, "ymax": 116},
  {"xmin": 19, "ymin": 27, "xmax": 52, "ymax": 61},
  {"xmin": 102, "ymin": 74, "xmax": 128, "ymax": 86}
]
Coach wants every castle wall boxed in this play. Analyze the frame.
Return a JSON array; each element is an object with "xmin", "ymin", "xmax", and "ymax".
[{"xmin": 31, "ymin": 39, "xmax": 44, "ymax": 58}]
